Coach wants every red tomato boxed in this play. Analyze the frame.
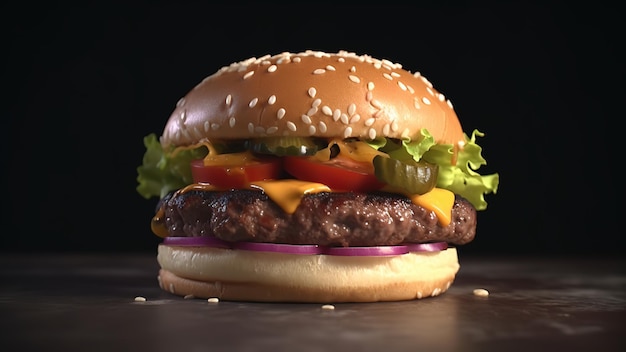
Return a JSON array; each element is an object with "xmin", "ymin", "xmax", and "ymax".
[
  {"xmin": 283, "ymin": 156, "xmax": 384, "ymax": 192},
  {"xmin": 190, "ymin": 157, "xmax": 282, "ymax": 189}
]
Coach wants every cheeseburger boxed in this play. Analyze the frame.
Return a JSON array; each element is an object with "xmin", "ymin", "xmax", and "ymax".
[{"xmin": 137, "ymin": 50, "xmax": 499, "ymax": 303}]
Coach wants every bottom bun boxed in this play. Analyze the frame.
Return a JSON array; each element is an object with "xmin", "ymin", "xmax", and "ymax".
[{"xmin": 157, "ymin": 244, "xmax": 460, "ymax": 303}]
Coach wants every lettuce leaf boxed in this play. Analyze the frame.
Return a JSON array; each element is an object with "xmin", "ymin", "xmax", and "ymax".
[
  {"xmin": 405, "ymin": 129, "xmax": 498, "ymax": 210},
  {"xmin": 136, "ymin": 134, "xmax": 207, "ymax": 199}
]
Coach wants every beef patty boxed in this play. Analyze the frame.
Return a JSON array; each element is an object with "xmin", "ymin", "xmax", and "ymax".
[{"xmin": 155, "ymin": 189, "xmax": 477, "ymax": 247}]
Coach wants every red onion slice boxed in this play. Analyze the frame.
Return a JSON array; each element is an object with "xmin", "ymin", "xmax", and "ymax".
[
  {"xmin": 402, "ymin": 242, "xmax": 448, "ymax": 252},
  {"xmin": 162, "ymin": 236, "xmax": 231, "ymax": 249},
  {"xmin": 322, "ymin": 245, "xmax": 409, "ymax": 257},
  {"xmin": 232, "ymin": 242, "xmax": 322, "ymax": 255}
]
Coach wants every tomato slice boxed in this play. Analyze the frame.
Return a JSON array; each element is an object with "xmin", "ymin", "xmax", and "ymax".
[
  {"xmin": 190, "ymin": 157, "xmax": 282, "ymax": 189},
  {"xmin": 283, "ymin": 156, "xmax": 384, "ymax": 192}
]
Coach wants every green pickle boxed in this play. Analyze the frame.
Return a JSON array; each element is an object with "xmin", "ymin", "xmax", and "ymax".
[
  {"xmin": 247, "ymin": 137, "xmax": 327, "ymax": 156},
  {"xmin": 373, "ymin": 155, "xmax": 438, "ymax": 195}
]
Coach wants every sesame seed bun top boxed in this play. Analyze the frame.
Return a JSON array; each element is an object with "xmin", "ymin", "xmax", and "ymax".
[{"xmin": 160, "ymin": 50, "xmax": 464, "ymax": 148}]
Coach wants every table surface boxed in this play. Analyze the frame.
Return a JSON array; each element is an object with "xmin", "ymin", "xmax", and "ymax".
[{"xmin": 1, "ymin": 252, "xmax": 624, "ymax": 352}]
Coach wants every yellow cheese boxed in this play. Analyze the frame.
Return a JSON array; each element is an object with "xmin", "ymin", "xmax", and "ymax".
[
  {"xmin": 250, "ymin": 180, "xmax": 331, "ymax": 214},
  {"xmin": 409, "ymin": 188, "xmax": 454, "ymax": 227}
]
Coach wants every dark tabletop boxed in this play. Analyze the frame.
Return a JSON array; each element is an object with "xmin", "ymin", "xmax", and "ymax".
[{"xmin": 1, "ymin": 252, "xmax": 624, "ymax": 352}]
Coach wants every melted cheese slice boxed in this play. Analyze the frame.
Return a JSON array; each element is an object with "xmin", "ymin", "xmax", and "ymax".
[
  {"xmin": 409, "ymin": 188, "xmax": 454, "ymax": 227},
  {"xmin": 250, "ymin": 180, "xmax": 331, "ymax": 214}
]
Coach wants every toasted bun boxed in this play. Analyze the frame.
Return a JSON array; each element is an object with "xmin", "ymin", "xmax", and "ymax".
[
  {"xmin": 161, "ymin": 50, "xmax": 464, "ymax": 148},
  {"xmin": 157, "ymin": 245, "xmax": 460, "ymax": 303}
]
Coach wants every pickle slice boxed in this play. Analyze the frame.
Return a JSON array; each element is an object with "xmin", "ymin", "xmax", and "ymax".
[
  {"xmin": 248, "ymin": 137, "xmax": 327, "ymax": 156},
  {"xmin": 373, "ymin": 155, "xmax": 438, "ymax": 195}
]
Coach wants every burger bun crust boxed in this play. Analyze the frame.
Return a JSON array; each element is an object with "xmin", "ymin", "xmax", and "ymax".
[
  {"xmin": 161, "ymin": 50, "xmax": 464, "ymax": 148},
  {"xmin": 157, "ymin": 245, "xmax": 460, "ymax": 303}
]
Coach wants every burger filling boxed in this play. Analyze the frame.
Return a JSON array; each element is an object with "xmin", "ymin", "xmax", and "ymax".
[{"xmin": 138, "ymin": 129, "xmax": 499, "ymax": 248}]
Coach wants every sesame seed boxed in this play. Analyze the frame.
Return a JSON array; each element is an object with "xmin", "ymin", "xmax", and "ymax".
[
  {"xmin": 225, "ymin": 94, "xmax": 232, "ymax": 106},
  {"xmin": 348, "ymin": 75, "xmax": 360, "ymax": 83},
  {"xmin": 391, "ymin": 121, "xmax": 398, "ymax": 131},
  {"xmin": 312, "ymin": 98, "xmax": 321, "ymax": 107},
  {"xmin": 321, "ymin": 106, "xmax": 333, "ymax": 116},
  {"xmin": 338, "ymin": 57, "xmax": 345, "ymax": 63},
  {"xmin": 249, "ymin": 98, "xmax": 258, "ymax": 108},
  {"xmin": 343, "ymin": 126, "xmax": 353, "ymax": 138},
  {"xmin": 414, "ymin": 98, "xmax": 421, "ymax": 109},
  {"xmin": 383, "ymin": 73, "xmax": 393, "ymax": 81},
  {"xmin": 417, "ymin": 291, "xmax": 423, "ymax": 299},
  {"xmin": 184, "ymin": 294, "xmax": 195, "ymax": 299},
  {"xmin": 308, "ymin": 125, "xmax": 316, "ymax": 134},
  {"xmin": 391, "ymin": 72, "xmax": 400, "ymax": 77},
  {"xmin": 398, "ymin": 81, "xmax": 407, "ymax": 91},
  {"xmin": 426, "ymin": 87, "xmax": 435, "ymax": 96},
  {"xmin": 207, "ymin": 297, "xmax": 220, "ymax": 303},
  {"xmin": 420, "ymin": 76, "xmax": 433, "ymax": 88},
  {"xmin": 308, "ymin": 87, "xmax": 317, "ymax": 98},
  {"xmin": 350, "ymin": 66, "xmax": 356, "ymax": 72},
  {"xmin": 179, "ymin": 110, "xmax": 186, "ymax": 122},
  {"xmin": 268, "ymin": 95, "xmax": 277, "ymax": 105},
  {"xmin": 383, "ymin": 123, "xmax": 390, "ymax": 135},
  {"xmin": 348, "ymin": 103, "xmax": 356, "ymax": 116},
  {"xmin": 243, "ymin": 71, "xmax": 255, "ymax": 80},
  {"xmin": 321, "ymin": 304, "xmax": 335, "ymax": 310},
  {"xmin": 313, "ymin": 68, "xmax": 326, "ymax": 75},
  {"xmin": 432, "ymin": 288, "xmax": 441, "ymax": 296},
  {"xmin": 365, "ymin": 118, "xmax": 375, "ymax": 126},
  {"xmin": 422, "ymin": 97, "xmax": 431, "ymax": 105},
  {"xmin": 267, "ymin": 64, "xmax": 277, "ymax": 72},
  {"xmin": 169, "ymin": 283, "xmax": 175, "ymax": 294},
  {"xmin": 371, "ymin": 99, "xmax": 383, "ymax": 109},
  {"xmin": 438, "ymin": 93, "xmax": 445, "ymax": 101},
  {"xmin": 248, "ymin": 123, "xmax": 254, "ymax": 133},
  {"xmin": 229, "ymin": 117, "xmax": 236, "ymax": 127},
  {"xmin": 367, "ymin": 82, "xmax": 375, "ymax": 91},
  {"xmin": 211, "ymin": 123, "xmax": 220, "ymax": 130},
  {"xmin": 134, "ymin": 296, "xmax": 146, "ymax": 302},
  {"xmin": 473, "ymin": 288, "xmax": 489, "ymax": 297},
  {"xmin": 267, "ymin": 126, "xmax": 278, "ymax": 134},
  {"xmin": 366, "ymin": 91, "xmax": 373, "ymax": 101},
  {"xmin": 318, "ymin": 121, "xmax": 328, "ymax": 133},
  {"xmin": 332, "ymin": 109, "xmax": 341, "ymax": 121},
  {"xmin": 407, "ymin": 85, "xmax": 415, "ymax": 94},
  {"xmin": 176, "ymin": 97, "xmax": 186, "ymax": 107},
  {"xmin": 368, "ymin": 128, "xmax": 376, "ymax": 139},
  {"xmin": 293, "ymin": 57, "xmax": 301, "ymax": 63},
  {"xmin": 447, "ymin": 99, "xmax": 454, "ymax": 109},
  {"xmin": 326, "ymin": 65, "xmax": 336, "ymax": 71},
  {"xmin": 349, "ymin": 114, "xmax": 361, "ymax": 123},
  {"xmin": 277, "ymin": 108, "xmax": 286, "ymax": 119},
  {"xmin": 340, "ymin": 113, "xmax": 349, "ymax": 125},
  {"xmin": 301, "ymin": 114, "xmax": 312, "ymax": 124},
  {"xmin": 287, "ymin": 121, "xmax": 297, "ymax": 131},
  {"xmin": 204, "ymin": 121, "xmax": 210, "ymax": 132},
  {"xmin": 254, "ymin": 126, "xmax": 265, "ymax": 134},
  {"xmin": 307, "ymin": 107, "xmax": 318, "ymax": 116}
]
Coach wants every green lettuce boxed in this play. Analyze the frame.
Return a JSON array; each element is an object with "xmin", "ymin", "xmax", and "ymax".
[
  {"xmin": 136, "ymin": 134, "xmax": 207, "ymax": 199},
  {"xmin": 376, "ymin": 129, "xmax": 499, "ymax": 210}
]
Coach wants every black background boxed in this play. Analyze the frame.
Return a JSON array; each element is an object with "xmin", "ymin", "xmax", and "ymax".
[{"xmin": 3, "ymin": 2, "xmax": 623, "ymax": 257}]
